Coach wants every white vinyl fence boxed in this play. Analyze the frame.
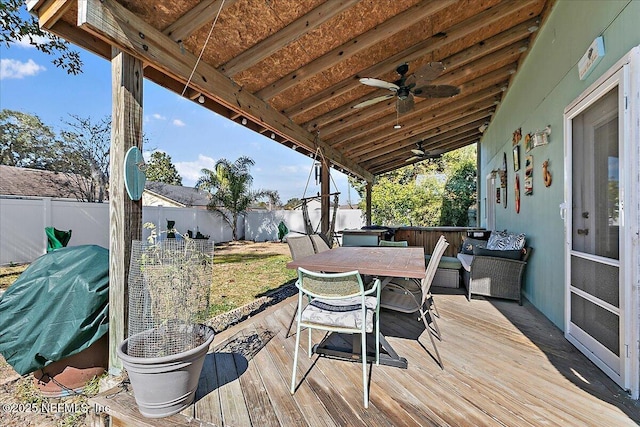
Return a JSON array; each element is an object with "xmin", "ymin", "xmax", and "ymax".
[{"xmin": 0, "ymin": 197, "xmax": 364, "ymax": 265}]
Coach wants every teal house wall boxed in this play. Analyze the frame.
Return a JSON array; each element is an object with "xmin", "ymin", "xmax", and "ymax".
[{"xmin": 478, "ymin": 0, "xmax": 640, "ymax": 329}]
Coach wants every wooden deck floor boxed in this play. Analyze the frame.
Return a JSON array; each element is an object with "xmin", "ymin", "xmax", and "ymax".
[{"xmin": 97, "ymin": 290, "xmax": 640, "ymax": 426}]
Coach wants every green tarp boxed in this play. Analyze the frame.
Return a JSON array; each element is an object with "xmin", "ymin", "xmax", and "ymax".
[
  {"xmin": 45, "ymin": 227, "xmax": 72, "ymax": 252},
  {"xmin": 0, "ymin": 245, "xmax": 109, "ymax": 375}
]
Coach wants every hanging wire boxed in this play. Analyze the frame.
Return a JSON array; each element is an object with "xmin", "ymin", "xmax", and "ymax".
[{"xmin": 180, "ymin": 0, "xmax": 226, "ymax": 97}]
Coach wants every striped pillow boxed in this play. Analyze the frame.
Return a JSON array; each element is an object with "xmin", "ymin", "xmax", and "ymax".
[{"xmin": 487, "ymin": 231, "xmax": 526, "ymax": 251}]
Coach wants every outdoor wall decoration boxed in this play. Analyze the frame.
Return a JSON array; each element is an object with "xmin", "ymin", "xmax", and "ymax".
[
  {"xmin": 502, "ymin": 152, "xmax": 508, "ymax": 208},
  {"xmin": 525, "ymin": 155, "xmax": 534, "ymax": 195},
  {"xmin": 513, "ymin": 145, "xmax": 520, "ymax": 171},
  {"xmin": 533, "ymin": 125, "xmax": 551, "ymax": 148},
  {"xmin": 515, "ymin": 174, "xmax": 521, "ymax": 213},
  {"xmin": 496, "ymin": 187, "xmax": 501, "ymax": 204},
  {"xmin": 512, "ymin": 127, "xmax": 522, "ymax": 146},
  {"xmin": 542, "ymin": 159, "xmax": 552, "ymax": 187},
  {"xmin": 525, "ymin": 133, "xmax": 533, "ymax": 153}
]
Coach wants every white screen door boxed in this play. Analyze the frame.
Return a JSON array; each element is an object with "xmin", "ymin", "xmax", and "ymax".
[{"xmin": 564, "ymin": 70, "xmax": 627, "ymax": 390}]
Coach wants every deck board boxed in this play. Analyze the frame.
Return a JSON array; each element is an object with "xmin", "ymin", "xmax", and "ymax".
[{"xmin": 92, "ymin": 291, "xmax": 640, "ymax": 426}]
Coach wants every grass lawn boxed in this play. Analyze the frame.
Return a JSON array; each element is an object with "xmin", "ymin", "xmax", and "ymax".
[
  {"xmin": 209, "ymin": 241, "xmax": 297, "ymax": 316},
  {"xmin": 0, "ymin": 242, "xmax": 296, "ymax": 317}
]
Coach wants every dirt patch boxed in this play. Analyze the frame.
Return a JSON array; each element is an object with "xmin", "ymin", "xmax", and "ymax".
[{"xmin": 214, "ymin": 240, "xmax": 291, "ymax": 256}]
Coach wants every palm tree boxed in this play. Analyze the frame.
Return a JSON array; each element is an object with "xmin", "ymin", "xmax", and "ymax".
[{"xmin": 196, "ymin": 156, "xmax": 279, "ymax": 241}]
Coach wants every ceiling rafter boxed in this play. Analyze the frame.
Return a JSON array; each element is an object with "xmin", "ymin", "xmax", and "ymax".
[
  {"xmin": 316, "ymin": 40, "xmax": 525, "ymax": 139},
  {"xmin": 29, "ymin": 0, "xmax": 553, "ymax": 181},
  {"xmin": 255, "ymin": 0, "xmax": 458, "ymax": 100},
  {"xmin": 220, "ymin": 0, "xmax": 359, "ymax": 77},
  {"xmin": 305, "ymin": 33, "xmax": 530, "ymax": 133},
  {"xmin": 365, "ymin": 122, "xmax": 488, "ymax": 168},
  {"xmin": 331, "ymin": 65, "xmax": 514, "ymax": 150},
  {"xmin": 283, "ymin": 0, "xmax": 541, "ymax": 120},
  {"xmin": 355, "ymin": 111, "xmax": 494, "ymax": 164},
  {"xmin": 371, "ymin": 136, "xmax": 479, "ymax": 174},
  {"xmin": 347, "ymin": 99, "xmax": 498, "ymax": 167},
  {"xmin": 78, "ymin": 0, "xmax": 372, "ymax": 181},
  {"xmin": 162, "ymin": 0, "xmax": 239, "ymax": 42}
]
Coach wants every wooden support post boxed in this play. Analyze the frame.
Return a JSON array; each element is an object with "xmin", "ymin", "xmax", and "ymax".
[
  {"xmin": 109, "ymin": 48, "xmax": 143, "ymax": 374},
  {"xmin": 366, "ymin": 182, "xmax": 372, "ymax": 226},
  {"xmin": 321, "ymin": 160, "xmax": 330, "ymax": 236}
]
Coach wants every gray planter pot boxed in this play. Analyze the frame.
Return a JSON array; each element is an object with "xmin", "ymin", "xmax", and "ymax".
[{"xmin": 117, "ymin": 323, "xmax": 215, "ymax": 418}]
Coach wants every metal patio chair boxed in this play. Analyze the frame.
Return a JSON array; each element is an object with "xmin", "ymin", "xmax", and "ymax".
[{"xmin": 290, "ymin": 267, "xmax": 381, "ymax": 408}]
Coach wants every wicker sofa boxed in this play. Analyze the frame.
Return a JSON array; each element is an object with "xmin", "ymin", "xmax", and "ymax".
[{"xmin": 456, "ymin": 232, "xmax": 532, "ymax": 305}]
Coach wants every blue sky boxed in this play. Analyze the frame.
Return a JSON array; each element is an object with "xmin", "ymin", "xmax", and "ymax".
[{"xmin": 0, "ymin": 33, "xmax": 360, "ymax": 205}]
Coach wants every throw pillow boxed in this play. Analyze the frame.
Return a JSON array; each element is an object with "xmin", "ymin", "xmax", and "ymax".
[
  {"xmin": 460, "ymin": 238, "xmax": 486, "ymax": 255},
  {"xmin": 473, "ymin": 246, "xmax": 523, "ymax": 260},
  {"xmin": 486, "ymin": 231, "xmax": 526, "ymax": 250}
]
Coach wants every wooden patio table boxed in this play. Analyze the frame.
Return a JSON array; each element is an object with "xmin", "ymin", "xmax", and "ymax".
[{"xmin": 286, "ymin": 246, "xmax": 425, "ymax": 368}]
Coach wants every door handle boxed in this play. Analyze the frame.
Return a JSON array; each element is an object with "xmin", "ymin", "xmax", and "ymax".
[{"xmin": 577, "ymin": 228, "xmax": 589, "ymax": 235}]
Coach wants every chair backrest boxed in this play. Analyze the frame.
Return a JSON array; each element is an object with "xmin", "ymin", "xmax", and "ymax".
[
  {"xmin": 309, "ymin": 234, "xmax": 331, "ymax": 253},
  {"xmin": 421, "ymin": 236, "xmax": 449, "ymax": 303},
  {"xmin": 297, "ymin": 267, "xmax": 364, "ymax": 299},
  {"xmin": 379, "ymin": 240, "xmax": 408, "ymax": 247},
  {"xmin": 287, "ymin": 235, "xmax": 315, "ymax": 260}
]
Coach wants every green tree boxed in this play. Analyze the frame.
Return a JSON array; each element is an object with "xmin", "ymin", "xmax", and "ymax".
[
  {"xmin": 284, "ymin": 197, "xmax": 301, "ymax": 210},
  {"xmin": 0, "ymin": 0, "xmax": 82, "ymax": 74},
  {"xmin": 196, "ymin": 156, "xmax": 279, "ymax": 240},
  {"xmin": 440, "ymin": 162, "xmax": 477, "ymax": 226},
  {"xmin": 145, "ymin": 151, "xmax": 182, "ymax": 185},
  {"xmin": 352, "ymin": 145, "xmax": 477, "ymax": 226},
  {"xmin": 0, "ymin": 109, "xmax": 64, "ymax": 169}
]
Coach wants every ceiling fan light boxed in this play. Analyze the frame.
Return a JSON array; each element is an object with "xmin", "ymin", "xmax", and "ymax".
[{"xmin": 394, "ymin": 124, "xmax": 402, "ymax": 129}]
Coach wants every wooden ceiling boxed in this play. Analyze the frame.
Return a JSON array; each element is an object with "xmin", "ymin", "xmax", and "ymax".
[{"xmin": 29, "ymin": 0, "xmax": 554, "ymax": 182}]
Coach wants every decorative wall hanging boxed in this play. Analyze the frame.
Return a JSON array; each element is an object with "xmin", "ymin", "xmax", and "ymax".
[
  {"xmin": 533, "ymin": 125, "xmax": 551, "ymax": 148},
  {"xmin": 525, "ymin": 133, "xmax": 533, "ymax": 153},
  {"xmin": 513, "ymin": 145, "xmax": 520, "ymax": 171},
  {"xmin": 542, "ymin": 159, "xmax": 552, "ymax": 187},
  {"xmin": 502, "ymin": 152, "xmax": 508, "ymax": 208},
  {"xmin": 524, "ymin": 155, "xmax": 533, "ymax": 195},
  {"xmin": 496, "ymin": 187, "xmax": 501, "ymax": 204},
  {"xmin": 512, "ymin": 127, "xmax": 522, "ymax": 146},
  {"xmin": 515, "ymin": 174, "xmax": 521, "ymax": 213}
]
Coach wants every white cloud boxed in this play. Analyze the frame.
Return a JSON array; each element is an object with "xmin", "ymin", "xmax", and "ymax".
[
  {"xmin": 0, "ymin": 58, "xmax": 46, "ymax": 80},
  {"xmin": 152, "ymin": 113, "xmax": 166, "ymax": 120},
  {"xmin": 172, "ymin": 119, "xmax": 186, "ymax": 127},
  {"xmin": 13, "ymin": 35, "xmax": 52, "ymax": 48},
  {"xmin": 175, "ymin": 155, "xmax": 217, "ymax": 185}
]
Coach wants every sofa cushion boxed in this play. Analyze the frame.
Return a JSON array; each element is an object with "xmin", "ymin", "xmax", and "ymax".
[
  {"xmin": 457, "ymin": 253, "xmax": 473, "ymax": 272},
  {"xmin": 473, "ymin": 246, "xmax": 523, "ymax": 260},
  {"xmin": 486, "ymin": 231, "xmax": 526, "ymax": 250},
  {"xmin": 460, "ymin": 238, "xmax": 487, "ymax": 254},
  {"xmin": 425, "ymin": 255, "xmax": 462, "ymax": 270}
]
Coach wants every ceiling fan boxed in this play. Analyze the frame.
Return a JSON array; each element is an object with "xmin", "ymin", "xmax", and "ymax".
[
  {"xmin": 353, "ymin": 62, "xmax": 460, "ymax": 114},
  {"xmin": 405, "ymin": 142, "xmax": 440, "ymax": 163}
]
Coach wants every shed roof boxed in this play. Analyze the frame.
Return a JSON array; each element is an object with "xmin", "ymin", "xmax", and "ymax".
[
  {"xmin": 144, "ymin": 181, "xmax": 211, "ymax": 207},
  {"xmin": 0, "ymin": 165, "xmax": 89, "ymax": 200}
]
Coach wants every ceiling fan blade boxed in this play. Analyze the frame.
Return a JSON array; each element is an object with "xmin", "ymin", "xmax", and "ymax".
[
  {"xmin": 359, "ymin": 78, "xmax": 399, "ymax": 91},
  {"xmin": 413, "ymin": 84, "xmax": 460, "ymax": 98},
  {"xmin": 411, "ymin": 148, "xmax": 425, "ymax": 155},
  {"xmin": 397, "ymin": 94, "xmax": 414, "ymax": 114},
  {"xmin": 412, "ymin": 61, "xmax": 445, "ymax": 86},
  {"xmin": 352, "ymin": 93, "xmax": 395, "ymax": 109},
  {"xmin": 405, "ymin": 155, "xmax": 422, "ymax": 162}
]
